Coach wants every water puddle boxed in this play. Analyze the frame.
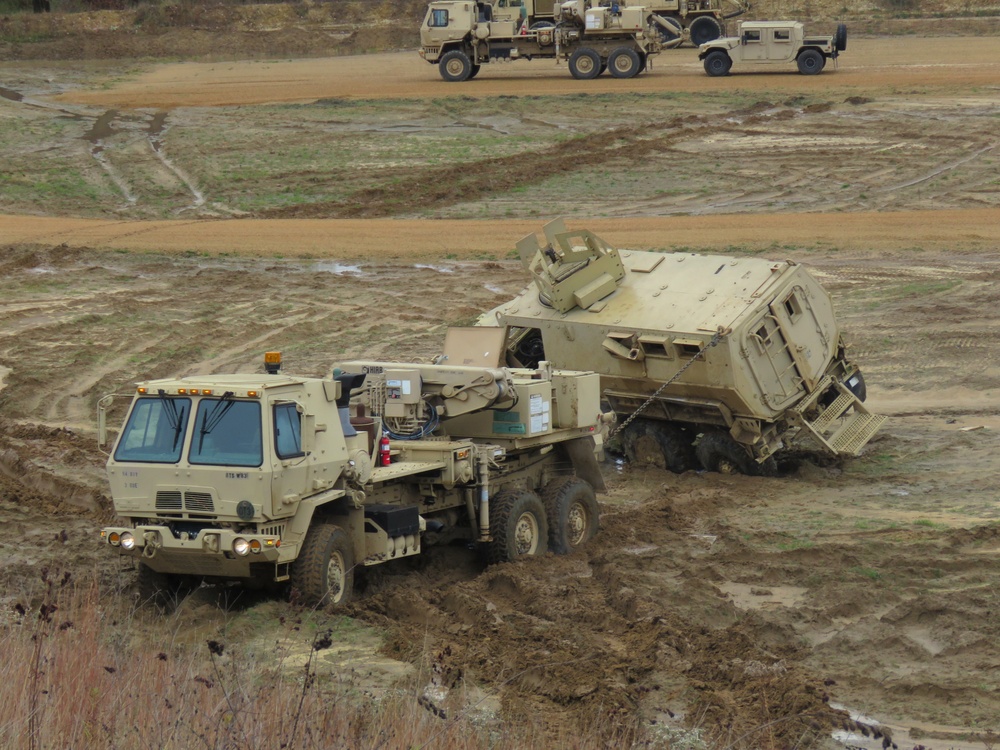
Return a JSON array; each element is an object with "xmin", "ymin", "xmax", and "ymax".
[
  {"xmin": 414, "ymin": 263, "xmax": 454, "ymax": 274},
  {"xmin": 312, "ymin": 261, "xmax": 364, "ymax": 276}
]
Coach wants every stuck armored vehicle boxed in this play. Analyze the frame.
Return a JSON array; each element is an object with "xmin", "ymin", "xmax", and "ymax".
[
  {"xmin": 699, "ymin": 20, "xmax": 846, "ymax": 76},
  {"xmin": 420, "ymin": 0, "xmax": 661, "ymax": 81},
  {"xmin": 100, "ymin": 347, "xmax": 605, "ymax": 610},
  {"xmin": 477, "ymin": 220, "xmax": 885, "ymax": 475}
]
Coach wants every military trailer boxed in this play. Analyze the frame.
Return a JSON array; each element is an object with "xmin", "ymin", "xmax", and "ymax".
[
  {"xmin": 476, "ymin": 220, "xmax": 885, "ymax": 475},
  {"xmin": 99, "ymin": 348, "xmax": 606, "ymax": 610},
  {"xmin": 699, "ymin": 20, "xmax": 847, "ymax": 76},
  {"xmin": 420, "ymin": 0, "xmax": 661, "ymax": 81}
]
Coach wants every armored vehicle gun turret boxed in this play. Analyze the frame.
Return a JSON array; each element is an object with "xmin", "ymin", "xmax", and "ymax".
[{"xmin": 477, "ymin": 220, "xmax": 886, "ymax": 474}]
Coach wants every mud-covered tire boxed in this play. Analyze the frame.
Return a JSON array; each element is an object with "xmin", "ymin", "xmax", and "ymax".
[
  {"xmin": 703, "ymin": 50, "xmax": 732, "ymax": 77},
  {"xmin": 608, "ymin": 47, "xmax": 642, "ymax": 79},
  {"xmin": 292, "ymin": 523, "xmax": 355, "ymax": 609},
  {"xmin": 622, "ymin": 419, "xmax": 695, "ymax": 473},
  {"xmin": 696, "ymin": 432, "xmax": 776, "ymax": 476},
  {"xmin": 542, "ymin": 477, "xmax": 599, "ymax": 554},
  {"xmin": 137, "ymin": 564, "xmax": 192, "ymax": 613},
  {"xmin": 439, "ymin": 49, "xmax": 473, "ymax": 82},
  {"xmin": 486, "ymin": 489, "xmax": 548, "ymax": 564},
  {"xmin": 689, "ymin": 15, "xmax": 723, "ymax": 46},
  {"xmin": 568, "ymin": 48, "xmax": 602, "ymax": 80},
  {"xmin": 797, "ymin": 49, "xmax": 824, "ymax": 75},
  {"xmin": 835, "ymin": 23, "xmax": 847, "ymax": 52}
]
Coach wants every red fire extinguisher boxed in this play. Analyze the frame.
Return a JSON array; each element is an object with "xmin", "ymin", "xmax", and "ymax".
[{"xmin": 378, "ymin": 434, "xmax": 391, "ymax": 466}]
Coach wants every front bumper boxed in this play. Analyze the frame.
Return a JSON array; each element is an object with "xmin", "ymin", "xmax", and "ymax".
[{"xmin": 101, "ymin": 525, "xmax": 284, "ymax": 577}]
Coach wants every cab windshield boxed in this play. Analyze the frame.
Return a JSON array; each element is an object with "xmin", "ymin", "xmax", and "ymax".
[
  {"xmin": 114, "ymin": 396, "xmax": 191, "ymax": 464},
  {"xmin": 188, "ymin": 398, "xmax": 263, "ymax": 468}
]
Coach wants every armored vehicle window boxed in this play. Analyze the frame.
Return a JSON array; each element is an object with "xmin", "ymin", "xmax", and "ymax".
[
  {"xmin": 274, "ymin": 402, "xmax": 304, "ymax": 459},
  {"xmin": 774, "ymin": 29, "xmax": 790, "ymax": 41},
  {"xmin": 429, "ymin": 8, "xmax": 449, "ymax": 26},
  {"xmin": 743, "ymin": 29, "xmax": 761, "ymax": 42},
  {"xmin": 189, "ymin": 399, "xmax": 263, "ymax": 468},
  {"xmin": 114, "ymin": 397, "xmax": 191, "ymax": 464},
  {"xmin": 676, "ymin": 342, "xmax": 703, "ymax": 358},
  {"xmin": 783, "ymin": 291, "xmax": 803, "ymax": 320}
]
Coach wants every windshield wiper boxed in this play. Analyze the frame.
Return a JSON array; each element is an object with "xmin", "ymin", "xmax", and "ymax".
[
  {"xmin": 198, "ymin": 391, "xmax": 236, "ymax": 452},
  {"xmin": 157, "ymin": 389, "xmax": 185, "ymax": 451}
]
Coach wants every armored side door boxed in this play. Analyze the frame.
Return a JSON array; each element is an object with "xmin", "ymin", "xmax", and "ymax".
[{"xmin": 742, "ymin": 314, "xmax": 805, "ymax": 412}]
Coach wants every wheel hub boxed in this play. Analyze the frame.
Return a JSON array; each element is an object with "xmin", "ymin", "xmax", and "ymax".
[{"xmin": 514, "ymin": 512, "xmax": 539, "ymax": 555}]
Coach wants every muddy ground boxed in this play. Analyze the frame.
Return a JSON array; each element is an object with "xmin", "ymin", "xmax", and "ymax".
[{"xmin": 1, "ymin": 11, "xmax": 999, "ymax": 750}]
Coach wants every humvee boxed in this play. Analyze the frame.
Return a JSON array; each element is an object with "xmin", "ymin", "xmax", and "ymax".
[
  {"xmin": 477, "ymin": 220, "xmax": 885, "ymax": 475},
  {"xmin": 699, "ymin": 20, "xmax": 847, "ymax": 76}
]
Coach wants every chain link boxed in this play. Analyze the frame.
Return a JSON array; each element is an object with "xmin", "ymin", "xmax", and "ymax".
[{"xmin": 608, "ymin": 328, "xmax": 727, "ymax": 440}]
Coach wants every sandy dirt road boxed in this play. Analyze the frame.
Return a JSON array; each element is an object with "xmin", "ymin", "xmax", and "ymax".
[{"xmin": 46, "ymin": 37, "xmax": 1000, "ymax": 109}]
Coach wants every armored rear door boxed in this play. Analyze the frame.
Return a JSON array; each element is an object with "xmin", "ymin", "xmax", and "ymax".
[{"xmin": 743, "ymin": 314, "xmax": 804, "ymax": 411}]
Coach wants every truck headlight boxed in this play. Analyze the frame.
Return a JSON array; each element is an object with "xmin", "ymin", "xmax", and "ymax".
[
  {"xmin": 233, "ymin": 537, "xmax": 250, "ymax": 556},
  {"xmin": 120, "ymin": 532, "xmax": 136, "ymax": 551}
]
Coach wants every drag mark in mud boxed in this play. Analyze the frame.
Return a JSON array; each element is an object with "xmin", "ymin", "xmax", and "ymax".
[
  {"xmin": 146, "ymin": 110, "xmax": 207, "ymax": 211},
  {"xmin": 82, "ymin": 109, "xmax": 137, "ymax": 205}
]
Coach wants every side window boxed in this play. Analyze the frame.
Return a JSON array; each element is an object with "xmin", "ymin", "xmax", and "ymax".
[
  {"xmin": 783, "ymin": 291, "xmax": 803, "ymax": 321},
  {"xmin": 774, "ymin": 29, "xmax": 790, "ymax": 41},
  {"xmin": 274, "ymin": 402, "xmax": 304, "ymax": 459},
  {"xmin": 743, "ymin": 29, "xmax": 761, "ymax": 42},
  {"xmin": 430, "ymin": 9, "xmax": 449, "ymax": 27}
]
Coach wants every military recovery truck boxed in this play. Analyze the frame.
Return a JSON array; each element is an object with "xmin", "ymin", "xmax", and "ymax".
[
  {"xmin": 699, "ymin": 21, "xmax": 847, "ymax": 76},
  {"xmin": 420, "ymin": 0, "xmax": 661, "ymax": 81},
  {"xmin": 99, "ymin": 348, "xmax": 606, "ymax": 610},
  {"xmin": 477, "ymin": 220, "xmax": 886, "ymax": 475},
  {"xmin": 488, "ymin": 0, "xmax": 749, "ymax": 48}
]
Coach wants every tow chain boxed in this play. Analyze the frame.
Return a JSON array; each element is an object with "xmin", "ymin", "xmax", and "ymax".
[{"xmin": 608, "ymin": 327, "xmax": 728, "ymax": 440}]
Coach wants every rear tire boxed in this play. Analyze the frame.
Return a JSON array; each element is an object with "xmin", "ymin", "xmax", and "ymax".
[
  {"xmin": 543, "ymin": 477, "xmax": 599, "ymax": 554},
  {"xmin": 608, "ymin": 47, "xmax": 642, "ymax": 79},
  {"xmin": 487, "ymin": 489, "xmax": 548, "ymax": 564},
  {"xmin": 703, "ymin": 50, "xmax": 732, "ymax": 77},
  {"xmin": 797, "ymin": 49, "xmax": 824, "ymax": 75},
  {"xmin": 568, "ymin": 48, "xmax": 602, "ymax": 80},
  {"xmin": 689, "ymin": 16, "xmax": 723, "ymax": 46},
  {"xmin": 292, "ymin": 523, "xmax": 355, "ymax": 609},
  {"xmin": 696, "ymin": 432, "xmax": 776, "ymax": 476},
  {"xmin": 439, "ymin": 49, "xmax": 473, "ymax": 82}
]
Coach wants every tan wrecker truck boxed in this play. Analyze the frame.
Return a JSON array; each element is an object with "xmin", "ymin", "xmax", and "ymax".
[
  {"xmin": 420, "ymin": 0, "xmax": 662, "ymax": 81},
  {"xmin": 477, "ymin": 220, "xmax": 886, "ymax": 475},
  {"xmin": 100, "ymin": 346, "xmax": 606, "ymax": 610}
]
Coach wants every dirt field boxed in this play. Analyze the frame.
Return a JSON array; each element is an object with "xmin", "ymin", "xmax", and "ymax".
[{"xmin": 2, "ymin": 17, "xmax": 1000, "ymax": 750}]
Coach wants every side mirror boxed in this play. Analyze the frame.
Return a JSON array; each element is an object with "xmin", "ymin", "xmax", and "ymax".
[{"xmin": 97, "ymin": 394, "xmax": 115, "ymax": 451}]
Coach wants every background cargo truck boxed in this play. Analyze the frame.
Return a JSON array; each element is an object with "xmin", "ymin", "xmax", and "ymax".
[
  {"xmin": 420, "ymin": 0, "xmax": 662, "ymax": 81},
  {"xmin": 477, "ymin": 220, "xmax": 886, "ymax": 475},
  {"xmin": 100, "ymin": 348, "xmax": 606, "ymax": 610}
]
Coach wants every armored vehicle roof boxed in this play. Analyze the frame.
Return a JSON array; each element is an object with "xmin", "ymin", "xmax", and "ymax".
[{"xmin": 491, "ymin": 248, "xmax": 798, "ymax": 337}]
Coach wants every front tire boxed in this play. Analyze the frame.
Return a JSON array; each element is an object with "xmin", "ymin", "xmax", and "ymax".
[
  {"xmin": 797, "ymin": 49, "xmax": 825, "ymax": 75},
  {"xmin": 439, "ymin": 49, "xmax": 473, "ymax": 82},
  {"xmin": 292, "ymin": 523, "xmax": 355, "ymax": 609},
  {"xmin": 608, "ymin": 47, "xmax": 642, "ymax": 79},
  {"xmin": 622, "ymin": 419, "xmax": 695, "ymax": 473},
  {"xmin": 543, "ymin": 477, "xmax": 599, "ymax": 554},
  {"xmin": 568, "ymin": 48, "xmax": 602, "ymax": 80},
  {"xmin": 487, "ymin": 489, "xmax": 548, "ymax": 564},
  {"xmin": 138, "ymin": 564, "xmax": 195, "ymax": 613},
  {"xmin": 703, "ymin": 50, "xmax": 732, "ymax": 77}
]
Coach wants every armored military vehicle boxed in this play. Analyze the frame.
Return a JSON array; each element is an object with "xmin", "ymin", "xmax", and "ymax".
[
  {"xmin": 476, "ymin": 220, "xmax": 885, "ymax": 475},
  {"xmin": 100, "ymin": 348, "xmax": 606, "ymax": 610},
  {"xmin": 699, "ymin": 20, "xmax": 847, "ymax": 76}
]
